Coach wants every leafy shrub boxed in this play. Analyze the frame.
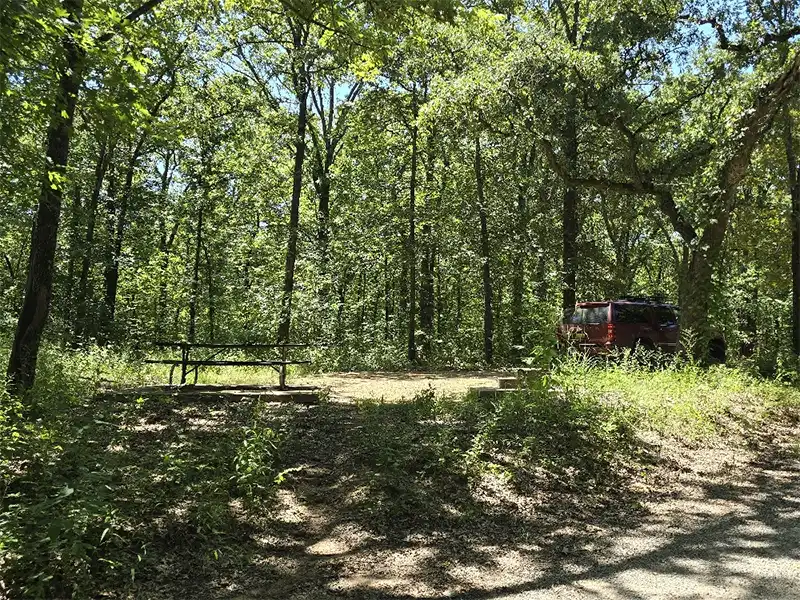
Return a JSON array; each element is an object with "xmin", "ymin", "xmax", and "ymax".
[{"xmin": 233, "ymin": 424, "xmax": 282, "ymax": 500}]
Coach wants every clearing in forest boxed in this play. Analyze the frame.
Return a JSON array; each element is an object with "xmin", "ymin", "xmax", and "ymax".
[{"xmin": 297, "ymin": 370, "xmax": 506, "ymax": 402}]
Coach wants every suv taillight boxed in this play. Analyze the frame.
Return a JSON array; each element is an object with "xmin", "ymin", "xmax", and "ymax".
[{"xmin": 607, "ymin": 323, "xmax": 616, "ymax": 344}]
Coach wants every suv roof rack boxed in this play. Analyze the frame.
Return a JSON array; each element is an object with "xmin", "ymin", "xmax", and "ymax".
[{"xmin": 617, "ymin": 295, "xmax": 668, "ymax": 304}]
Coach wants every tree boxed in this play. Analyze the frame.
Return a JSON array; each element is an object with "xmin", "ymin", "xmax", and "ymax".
[
  {"xmin": 533, "ymin": 4, "xmax": 800, "ymax": 356},
  {"xmin": 6, "ymin": 0, "xmax": 168, "ymax": 393},
  {"xmin": 6, "ymin": 0, "xmax": 85, "ymax": 393}
]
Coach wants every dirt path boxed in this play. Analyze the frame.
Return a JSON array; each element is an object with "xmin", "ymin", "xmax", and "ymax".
[
  {"xmin": 296, "ymin": 371, "xmax": 505, "ymax": 402},
  {"xmin": 233, "ymin": 444, "xmax": 799, "ymax": 600},
  {"xmin": 191, "ymin": 407, "xmax": 796, "ymax": 600},
  {"xmin": 475, "ymin": 455, "xmax": 800, "ymax": 599}
]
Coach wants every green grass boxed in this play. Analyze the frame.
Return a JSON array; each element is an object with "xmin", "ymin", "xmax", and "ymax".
[{"xmin": 551, "ymin": 352, "xmax": 800, "ymax": 440}]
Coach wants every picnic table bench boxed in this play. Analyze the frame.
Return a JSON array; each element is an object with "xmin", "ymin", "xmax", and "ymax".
[{"xmin": 143, "ymin": 342, "xmax": 311, "ymax": 389}]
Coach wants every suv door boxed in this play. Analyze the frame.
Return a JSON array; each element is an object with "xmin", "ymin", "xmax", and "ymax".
[
  {"xmin": 612, "ymin": 303, "xmax": 655, "ymax": 348},
  {"xmin": 654, "ymin": 305, "xmax": 679, "ymax": 352}
]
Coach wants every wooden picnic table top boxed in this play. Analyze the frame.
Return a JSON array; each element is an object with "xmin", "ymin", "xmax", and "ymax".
[
  {"xmin": 143, "ymin": 359, "xmax": 311, "ymax": 366},
  {"xmin": 151, "ymin": 341, "xmax": 312, "ymax": 349}
]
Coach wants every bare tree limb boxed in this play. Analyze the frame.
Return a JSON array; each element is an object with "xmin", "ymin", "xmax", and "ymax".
[
  {"xmin": 539, "ymin": 137, "xmax": 698, "ymax": 243},
  {"xmin": 680, "ymin": 14, "xmax": 800, "ymax": 54}
]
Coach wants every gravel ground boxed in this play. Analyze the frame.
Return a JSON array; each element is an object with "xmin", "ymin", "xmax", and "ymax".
[
  {"xmin": 481, "ymin": 458, "xmax": 800, "ymax": 600},
  {"xmin": 213, "ymin": 418, "xmax": 799, "ymax": 600},
  {"xmin": 296, "ymin": 371, "xmax": 506, "ymax": 402},
  {"xmin": 250, "ymin": 455, "xmax": 799, "ymax": 600}
]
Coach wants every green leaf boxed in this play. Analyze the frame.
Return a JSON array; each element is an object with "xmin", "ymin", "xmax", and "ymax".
[{"xmin": 123, "ymin": 55, "xmax": 148, "ymax": 75}]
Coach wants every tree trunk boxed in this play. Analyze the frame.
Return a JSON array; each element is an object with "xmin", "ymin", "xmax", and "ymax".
[
  {"xmin": 75, "ymin": 137, "xmax": 110, "ymax": 340},
  {"xmin": 357, "ymin": 270, "xmax": 366, "ymax": 337},
  {"xmin": 309, "ymin": 79, "xmax": 361, "ymax": 301},
  {"xmin": 784, "ymin": 107, "xmax": 800, "ymax": 356},
  {"xmin": 512, "ymin": 146, "xmax": 533, "ymax": 354},
  {"xmin": 335, "ymin": 269, "xmax": 350, "ymax": 339},
  {"xmin": 562, "ymin": 92, "xmax": 579, "ymax": 314},
  {"xmin": 678, "ymin": 246, "xmax": 715, "ymax": 357},
  {"xmin": 399, "ymin": 233, "xmax": 409, "ymax": 343},
  {"xmin": 316, "ymin": 166, "xmax": 331, "ymax": 264},
  {"xmin": 419, "ymin": 126, "xmax": 435, "ymax": 356},
  {"xmin": 154, "ymin": 152, "xmax": 175, "ymax": 340},
  {"xmin": 384, "ymin": 254, "xmax": 391, "ymax": 339},
  {"xmin": 6, "ymin": 0, "xmax": 83, "ymax": 394},
  {"xmin": 102, "ymin": 137, "xmax": 144, "ymax": 341},
  {"xmin": 64, "ymin": 183, "xmax": 83, "ymax": 325},
  {"xmin": 436, "ymin": 154, "xmax": 448, "ymax": 338},
  {"xmin": 155, "ymin": 220, "xmax": 178, "ymax": 340},
  {"xmin": 511, "ymin": 190, "xmax": 527, "ymax": 354},
  {"xmin": 203, "ymin": 242, "xmax": 216, "ymax": 342},
  {"xmin": 455, "ymin": 275, "xmax": 462, "ymax": 333},
  {"xmin": 312, "ymin": 150, "xmax": 333, "ymax": 314},
  {"xmin": 241, "ymin": 215, "xmax": 259, "ymax": 293},
  {"xmin": 277, "ymin": 43, "xmax": 308, "ymax": 344},
  {"xmin": 435, "ymin": 251, "xmax": 443, "ymax": 338},
  {"xmin": 188, "ymin": 207, "xmax": 203, "ymax": 344},
  {"xmin": 407, "ymin": 86, "xmax": 419, "ymax": 363},
  {"xmin": 475, "ymin": 137, "xmax": 493, "ymax": 365},
  {"xmin": 535, "ymin": 252, "xmax": 547, "ymax": 302}
]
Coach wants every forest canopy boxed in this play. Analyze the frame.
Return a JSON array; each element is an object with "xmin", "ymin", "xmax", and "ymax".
[{"xmin": 3, "ymin": 0, "xmax": 800, "ymax": 391}]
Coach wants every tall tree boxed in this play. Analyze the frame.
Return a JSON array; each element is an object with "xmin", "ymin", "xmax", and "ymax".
[
  {"xmin": 6, "ymin": 0, "xmax": 167, "ymax": 393},
  {"xmin": 475, "ymin": 136, "xmax": 494, "ymax": 364},
  {"xmin": 6, "ymin": 0, "xmax": 84, "ymax": 393},
  {"xmin": 276, "ymin": 18, "xmax": 310, "ymax": 344}
]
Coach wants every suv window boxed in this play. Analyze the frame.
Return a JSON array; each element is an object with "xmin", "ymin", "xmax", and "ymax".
[
  {"xmin": 569, "ymin": 305, "xmax": 609, "ymax": 324},
  {"xmin": 655, "ymin": 306, "xmax": 677, "ymax": 327},
  {"xmin": 613, "ymin": 303, "xmax": 650, "ymax": 324}
]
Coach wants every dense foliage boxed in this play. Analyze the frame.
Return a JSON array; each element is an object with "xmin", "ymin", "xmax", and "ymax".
[
  {"xmin": 3, "ymin": 1, "xmax": 800, "ymax": 382},
  {"xmin": 4, "ymin": 3, "xmax": 800, "ymax": 595}
]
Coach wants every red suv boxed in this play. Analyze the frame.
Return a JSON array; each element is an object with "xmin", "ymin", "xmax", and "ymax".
[{"xmin": 558, "ymin": 297, "xmax": 680, "ymax": 355}]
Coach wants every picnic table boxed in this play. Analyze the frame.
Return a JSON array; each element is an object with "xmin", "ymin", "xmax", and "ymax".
[{"xmin": 143, "ymin": 342, "xmax": 311, "ymax": 389}]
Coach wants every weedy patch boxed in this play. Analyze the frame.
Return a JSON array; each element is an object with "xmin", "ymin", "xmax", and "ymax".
[
  {"xmin": 556, "ymin": 357, "xmax": 800, "ymax": 442},
  {"xmin": 0, "ymin": 352, "xmax": 295, "ymax": 599}
]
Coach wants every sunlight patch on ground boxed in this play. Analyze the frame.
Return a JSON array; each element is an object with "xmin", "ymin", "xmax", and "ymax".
[
  {"xmin": 274, "ymin": 489, "xmax": 316, "ymax": 525},
  {"xmin": 306, "ymin": 524, "xmax": 372, "ymax": 556},
  {"xmin": 297, "ymin": 371, "xmax": 505, "ymax": 401}
]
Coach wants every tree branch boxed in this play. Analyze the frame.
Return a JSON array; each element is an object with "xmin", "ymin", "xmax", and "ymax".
[
  {"xmin": 96, "ymin": 0, "xmax": 167, "ymax": 44},
  {"xmin": 3, "ymin": 253, "xmax": 14, "ymax": 279},
  {"xmin": 540, "ymin": 137, "xmax": 698, "ymax": 243},
  {"xmin": 680, "ymin": 14, "xmax": 800, "ymax": 54}
]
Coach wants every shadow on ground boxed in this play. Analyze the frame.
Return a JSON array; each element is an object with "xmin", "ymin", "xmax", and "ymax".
[{"xmin": 7, "ymin": 390, "xmax": 798, "ymax": 599}]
